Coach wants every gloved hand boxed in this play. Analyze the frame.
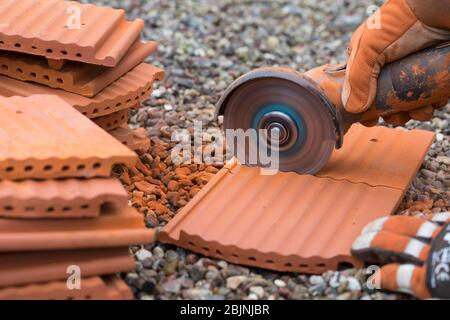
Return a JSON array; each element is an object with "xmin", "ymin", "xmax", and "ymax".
[
  {"xmin": 343, "ymin": 0, "xmax": 450, "ymax": 125},
  {"xmin": 352, "ymin": 212, "xmax": 450, "ymax": 299}
]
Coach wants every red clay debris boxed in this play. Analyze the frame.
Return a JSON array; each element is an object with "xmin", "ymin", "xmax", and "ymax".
[
  {"xmin": 0, "ymin": 178, "xmax": 128, "ymax": 219},
  {"xmin": 159, "ymin": 126, "xmax": 434, "ymax": 274},
  {"xmin": 0, "ymin": 95, "xmax": 137, "ymax": 180},
  {"xmin": 0, "ymin": 0, "xmax": 144, "ymax": 67},
  {"xmin": 93, "ymin": 109, "xmax": 129, "ymax": 132},
  {"xmin": 0, "ymin": 205, "xmax": 155, "ymax": 252},
  {"xmin": 0, "ymin": 40, "xmax": 158, "ymax": 97},
  {"xmin": 0, "ymin": 63, "xmax": 164, "ymax": 119},
  {"xmin": 0, "ymin": 247, "xmax": 134, "ymax": 288},
  {"xmin": 0, "ymin": 275, "xmax": 132, "ymax": 300}
]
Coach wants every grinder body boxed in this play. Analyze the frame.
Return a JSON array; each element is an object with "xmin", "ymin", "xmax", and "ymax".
[{"xmin": 217, "ymin": 44, "xmax": 450, "ymax": 174}]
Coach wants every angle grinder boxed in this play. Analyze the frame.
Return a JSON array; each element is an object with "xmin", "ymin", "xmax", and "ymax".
[{"xmin": 216, "ymin": 43, "xmax": 450, "ymax": 174}]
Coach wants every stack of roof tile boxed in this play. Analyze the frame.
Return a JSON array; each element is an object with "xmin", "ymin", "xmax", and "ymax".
[
  {"xmin": 0, "ymin": 95, "xmax": 155, "ymax": 300},
  {"xmin": 0, "ymin": 0, "xmax": 164, "ymax": 144}
]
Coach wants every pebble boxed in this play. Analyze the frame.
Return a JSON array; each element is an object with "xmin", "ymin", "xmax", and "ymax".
[
  {"xmin": 135, "ymin": 248, "xmax": 153, "ymax": 262},
  {"xmin": 274, "ymin": 279, "xmax": 286, "ymax": 288},
  {"xmin": 226, "ymin": 276, "xmax": 248, "ymax": 290},
  {"xmin": 249, "ymin": 286, "xmax": 265, "ymax": 299}
]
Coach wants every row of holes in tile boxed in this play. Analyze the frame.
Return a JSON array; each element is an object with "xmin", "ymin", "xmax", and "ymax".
[
  {"xmin": 187, "ymin": 241, "xmax": 355, "ymax": 270},
  {"xmin": 2, "ymin": 162, "xmax": 102, "ymax": 173},
  {"xmin": 100, "ymin": 114, "xmax": 127, "ymax": 129},
  {"xmin": 1, "ymin": 203, "xmax": 92, "ymax": 213},
  {"xmin": 0, "ymin": 64, "xmax": 65, "ymax": 84},
  {"xmin": 81, "ymin": 88, "xmax": 151, "ymax": 117},
  {"xmin": 0, "ymin": 40, "xmax": 83, "ymax": 58}
]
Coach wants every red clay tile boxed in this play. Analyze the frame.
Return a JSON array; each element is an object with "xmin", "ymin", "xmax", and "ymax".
[
  {"xmin": 317, "ymin": 124, "xmax": 435, "ymax": 190},
  {"xmin": 0, "ymin": 275, "xmax": 132, "ymax": 300},
  {"xmin": 0, "ymin": 95, "xmax": 137, "ymax": 180},
  {"xmin": 0, "ymin": 247, "xmax": 134, "ymax": 287},
  {"xmin": 0, "ymin": 0, "xmax": 144, "ymax": 67},
  {"xmin": 0, "ymin": 205, "xmax": 154, "ymax": 252},
  {"xmin": 0, "ymin": 178, "xmax": 127, "ymax": 219},
  {"xmin": 93, "ymin": 109, "xmax": 129, "ymax": 132},
  {"xmin": 0, "ymin": 63, "xmax": 164, "ymax": 118},
  {"xmin": 159, "ymin": 126, "xmax": 434, "ymax": 274},
  {"xmin": 109, "ymin": 127, "xmax": 151, "ymax": 152},
  {"xmin": 0, "ymin": 40, "xmax": 157, "ymax": 97}
]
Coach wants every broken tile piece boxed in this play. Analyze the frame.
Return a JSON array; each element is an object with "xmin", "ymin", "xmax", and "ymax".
[
  {"xmin": 0, "ymin": 0, "xmax": 144, "ymax": 67},
  {"xmin": 109, "ymin": 127, "xmax": 151, "ymax": 152},
  {"xmin": 0, "ymin": 63, "xmax": 164, "ymax": 118},
  {"xmin": 0, "ymin": 275, "xmax": 132, "ymax": 300},
  {"xmin": 0, "ymin": 205, "xmax": 154, "ymax": 252},
  {"xmin": 159, "ymin": 126, "xmax": 434, "ymax": 274},
  {"xmin": 0, "ymin": 40, "xmax": 157, "ymax": 97},
  {"xmin": 317, "ymin": 124, "xmax": 435, "ymax": 190},
  {"xmin": 0, "ymin": 95, "xmax": 137, "ymax": 180},
  {"xmin": 0, "ymin": 247, "xmax": 134, "ymax": 287},
  {"xmin": 0, "ymin": 178, "xmax": 128, "ymax": 219}
]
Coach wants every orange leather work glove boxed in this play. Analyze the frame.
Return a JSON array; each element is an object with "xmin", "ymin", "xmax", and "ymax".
[
  {"xmin": 352, "ymin": 212, "xmax": 450, "ymax": 299},
  {"xmin": 343, "ymin": 0, "xmax": 450, "ymax": 125}
]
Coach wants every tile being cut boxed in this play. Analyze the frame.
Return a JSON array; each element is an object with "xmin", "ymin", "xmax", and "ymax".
[
  {"xmin": 317, "ymin": 124, "xmax": 435, "ymax": 189},
  {"xmin": 0, "ymin": 247, "xmax": 134, "ymax": 287},
  {"xmin": 93, "ymin": 109, "xmax": 129, "ymax": 132},
  {"xmin": 0, "ymin": 178, "xmax": 128, "ymax": 219},
  {"xmin": 0, "ymin": 63, "xmax": 164, "ymax": 119},
  {"xmin": 0, "ymin": 95, "xmax": 137, "ymax": 180},
  {"xmin": 0, "ymin": 40, "xmax": 157, "ymax": 97},
  {"xmin": 0, "ymin": 205, "xmax": 154, "ymax": 252},
  {"xmin": 0, "ymin": 0, "xmax": 144, "ymax": 67},
  {"xmin": 159, "ymin": 126, "xmax": 434, "ymax": 274},
  {"xmin": 0, "ymin": 275, "xmax": 132, "ymax": 300}
]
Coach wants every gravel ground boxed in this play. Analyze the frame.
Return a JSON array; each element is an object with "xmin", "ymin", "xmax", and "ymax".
[{"xmin": 89, "ymin": 0, "xmax": 448, "ymax": 300}]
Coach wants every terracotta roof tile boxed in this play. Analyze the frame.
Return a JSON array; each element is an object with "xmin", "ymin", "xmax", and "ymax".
[
  {"xmin": 0, "ymin": 247, "xmax": 134, "ymax": 287},
  {"xmin": 0, "ymin": 40, "xmax": 157, "ymax": 97},
  {"xmin": 0, "ymin": 205, "xmax": 154, "ymax": 252},
  {"xmin": 159, "ymin": 126, "xmax": 434, "ymax": 273},
  {"xmin": 93, "ymin": 108, "xmax": 129, "ymax": 132},
  {"xmin": 0, "ymin": 95, "xmax": 137, "ymax": 180},
  {"xmin": 317, "ymin": 125, "xmax": 435, "ymax": 189},
  {"xmin": 0, "ymin": 0, "xmax": 144, "ymax": 67},
  {"xmin": 0, "ymin": 63, "xmax": 164, "ymax": 118},
  {"xmin": 0, "ymin": 275, "xmax": 132, "ymax": 300},
  {"xmin": 0, "ymin": 178, "xmax": 128, "ymax": 219}
]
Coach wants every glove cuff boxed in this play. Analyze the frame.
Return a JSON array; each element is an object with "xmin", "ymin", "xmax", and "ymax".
[{"xmin": 426, "ymin": 222, "xmax": 450, "ymax": 298}]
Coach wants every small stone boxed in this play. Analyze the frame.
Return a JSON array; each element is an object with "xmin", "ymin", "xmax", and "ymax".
[
  {"xmin": 153, "ymin": 246, "xmax": 164, "ymax": 259},
  {"xmin": 161, "ymin": 278, "xmax": 182, "ymax": 293},
  {"xmin": 266, "ymin": 36, "xmax": 280, "ymax": 49},
  {"xmin": 274, "ymin": 279, "xmax": 286, "ymax": 287},
  {"xmin": 135, "ymin": 248, "xmax": 152, "ymax": 262},
  {"xmin": 249, "ymin": 286, "xmax": 265, "ymax": 299},
  {"xmin": 226, "ymin": 275, "xmax": 247, "ymax": 290},
  {"xmin": 347, "ymin": 277, "xmax": 362, "ymax": 292}
]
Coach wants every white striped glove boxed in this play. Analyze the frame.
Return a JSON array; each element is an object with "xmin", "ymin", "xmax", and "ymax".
[{"xmin": 352, "ymin": 212, "xmax": 450, "ymax": 298}]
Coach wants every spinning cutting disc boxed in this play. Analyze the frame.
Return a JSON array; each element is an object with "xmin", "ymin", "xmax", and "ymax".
[{"xmin": 221, "ymin": 71, "xmax": 337, "ymax": 174}]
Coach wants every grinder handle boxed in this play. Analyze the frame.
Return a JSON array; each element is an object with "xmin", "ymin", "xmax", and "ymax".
[{"xmin": 306, "ymin": 43, "xmax": 450, "ymax": 130}]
